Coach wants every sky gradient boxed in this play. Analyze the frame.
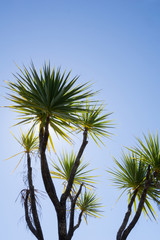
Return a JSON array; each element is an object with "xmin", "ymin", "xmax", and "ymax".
[{"xmin": 1, "ymin": 0, "xmax": 160, "ymax": 239}]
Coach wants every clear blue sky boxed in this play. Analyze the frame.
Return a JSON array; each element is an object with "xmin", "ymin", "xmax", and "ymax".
[{"xmin": 1, "ymin": 0, "xmax": 160, "ymax": 239}]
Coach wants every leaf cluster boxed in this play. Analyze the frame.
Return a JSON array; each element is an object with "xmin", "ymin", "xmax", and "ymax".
[
  {"xmin": 109, "ymin": 132, "xmax": 160, "ymax": 220},
  {"xmin": 50, "ymin": 150, "xmax": 102, "ymax": 220}
]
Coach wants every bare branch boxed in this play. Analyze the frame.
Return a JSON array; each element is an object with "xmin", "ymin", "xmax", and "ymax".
[
  {"xmin": 73, "ymin": 211, "xmax": 83, "ymax": 232},
  {"xmin": 67, "ymin": 184, "xmax": 84, "ymax": 239},
  {"xmin": 61, "ymin": 129, "xmax": 88, "ymax": 203},
  {"xmin": 117, "ymin": 189, "xmax": 138, "ymax": 240}
]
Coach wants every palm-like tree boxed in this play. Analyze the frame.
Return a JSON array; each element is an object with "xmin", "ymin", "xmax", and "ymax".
[
  {"xmin": 110, "ymin": 152, "xmax": 159, "ymax": 219},
  {"xmin": 110, "ymin": 134, "xmax": 160, "ymax": 240},
  {"xmin": 6, "ymin": 63, "xmax": 95, "ymax": 239},
  {"xmin": 6, "ymin": 62, "xmax": 113, "ymax": 240}
]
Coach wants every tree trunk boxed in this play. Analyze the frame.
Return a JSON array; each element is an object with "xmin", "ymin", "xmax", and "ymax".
[
  {"xmin": 27, "ymin": 153, "xmax": 44, "ymax": 240},
  {"xmin": 57, "ymin": 203, "xmax": 67, "ymax": 240},
  {"xmin": 39, "ymin": 118, "xmax": 60, "ymax": 212}
]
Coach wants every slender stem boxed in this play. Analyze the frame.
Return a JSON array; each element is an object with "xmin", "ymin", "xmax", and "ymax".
[
  {"xmin": 116, "ymin": 189, "xmax": 138, "ymax": 240},
  {"xmin": 61, "ymin": 128, "xmax": 88, "ymax": 203},
  {"xmin": 67, "ymin": 184, "xmax": 83, "ymax": 239},
  {"xmin": 27, "ymin": 153, "xmax": 44, "ymax": 240},
  {"xmin": 121, "ymin": 165, "xmax": 151, "ymax": 240},
  {"xmin": 24, "ymin": 191, "xmax": 38, "ymax": 239},
  {"xmin": 73, "ymin": 211, "xmax": 83, "ymax": 232}
]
